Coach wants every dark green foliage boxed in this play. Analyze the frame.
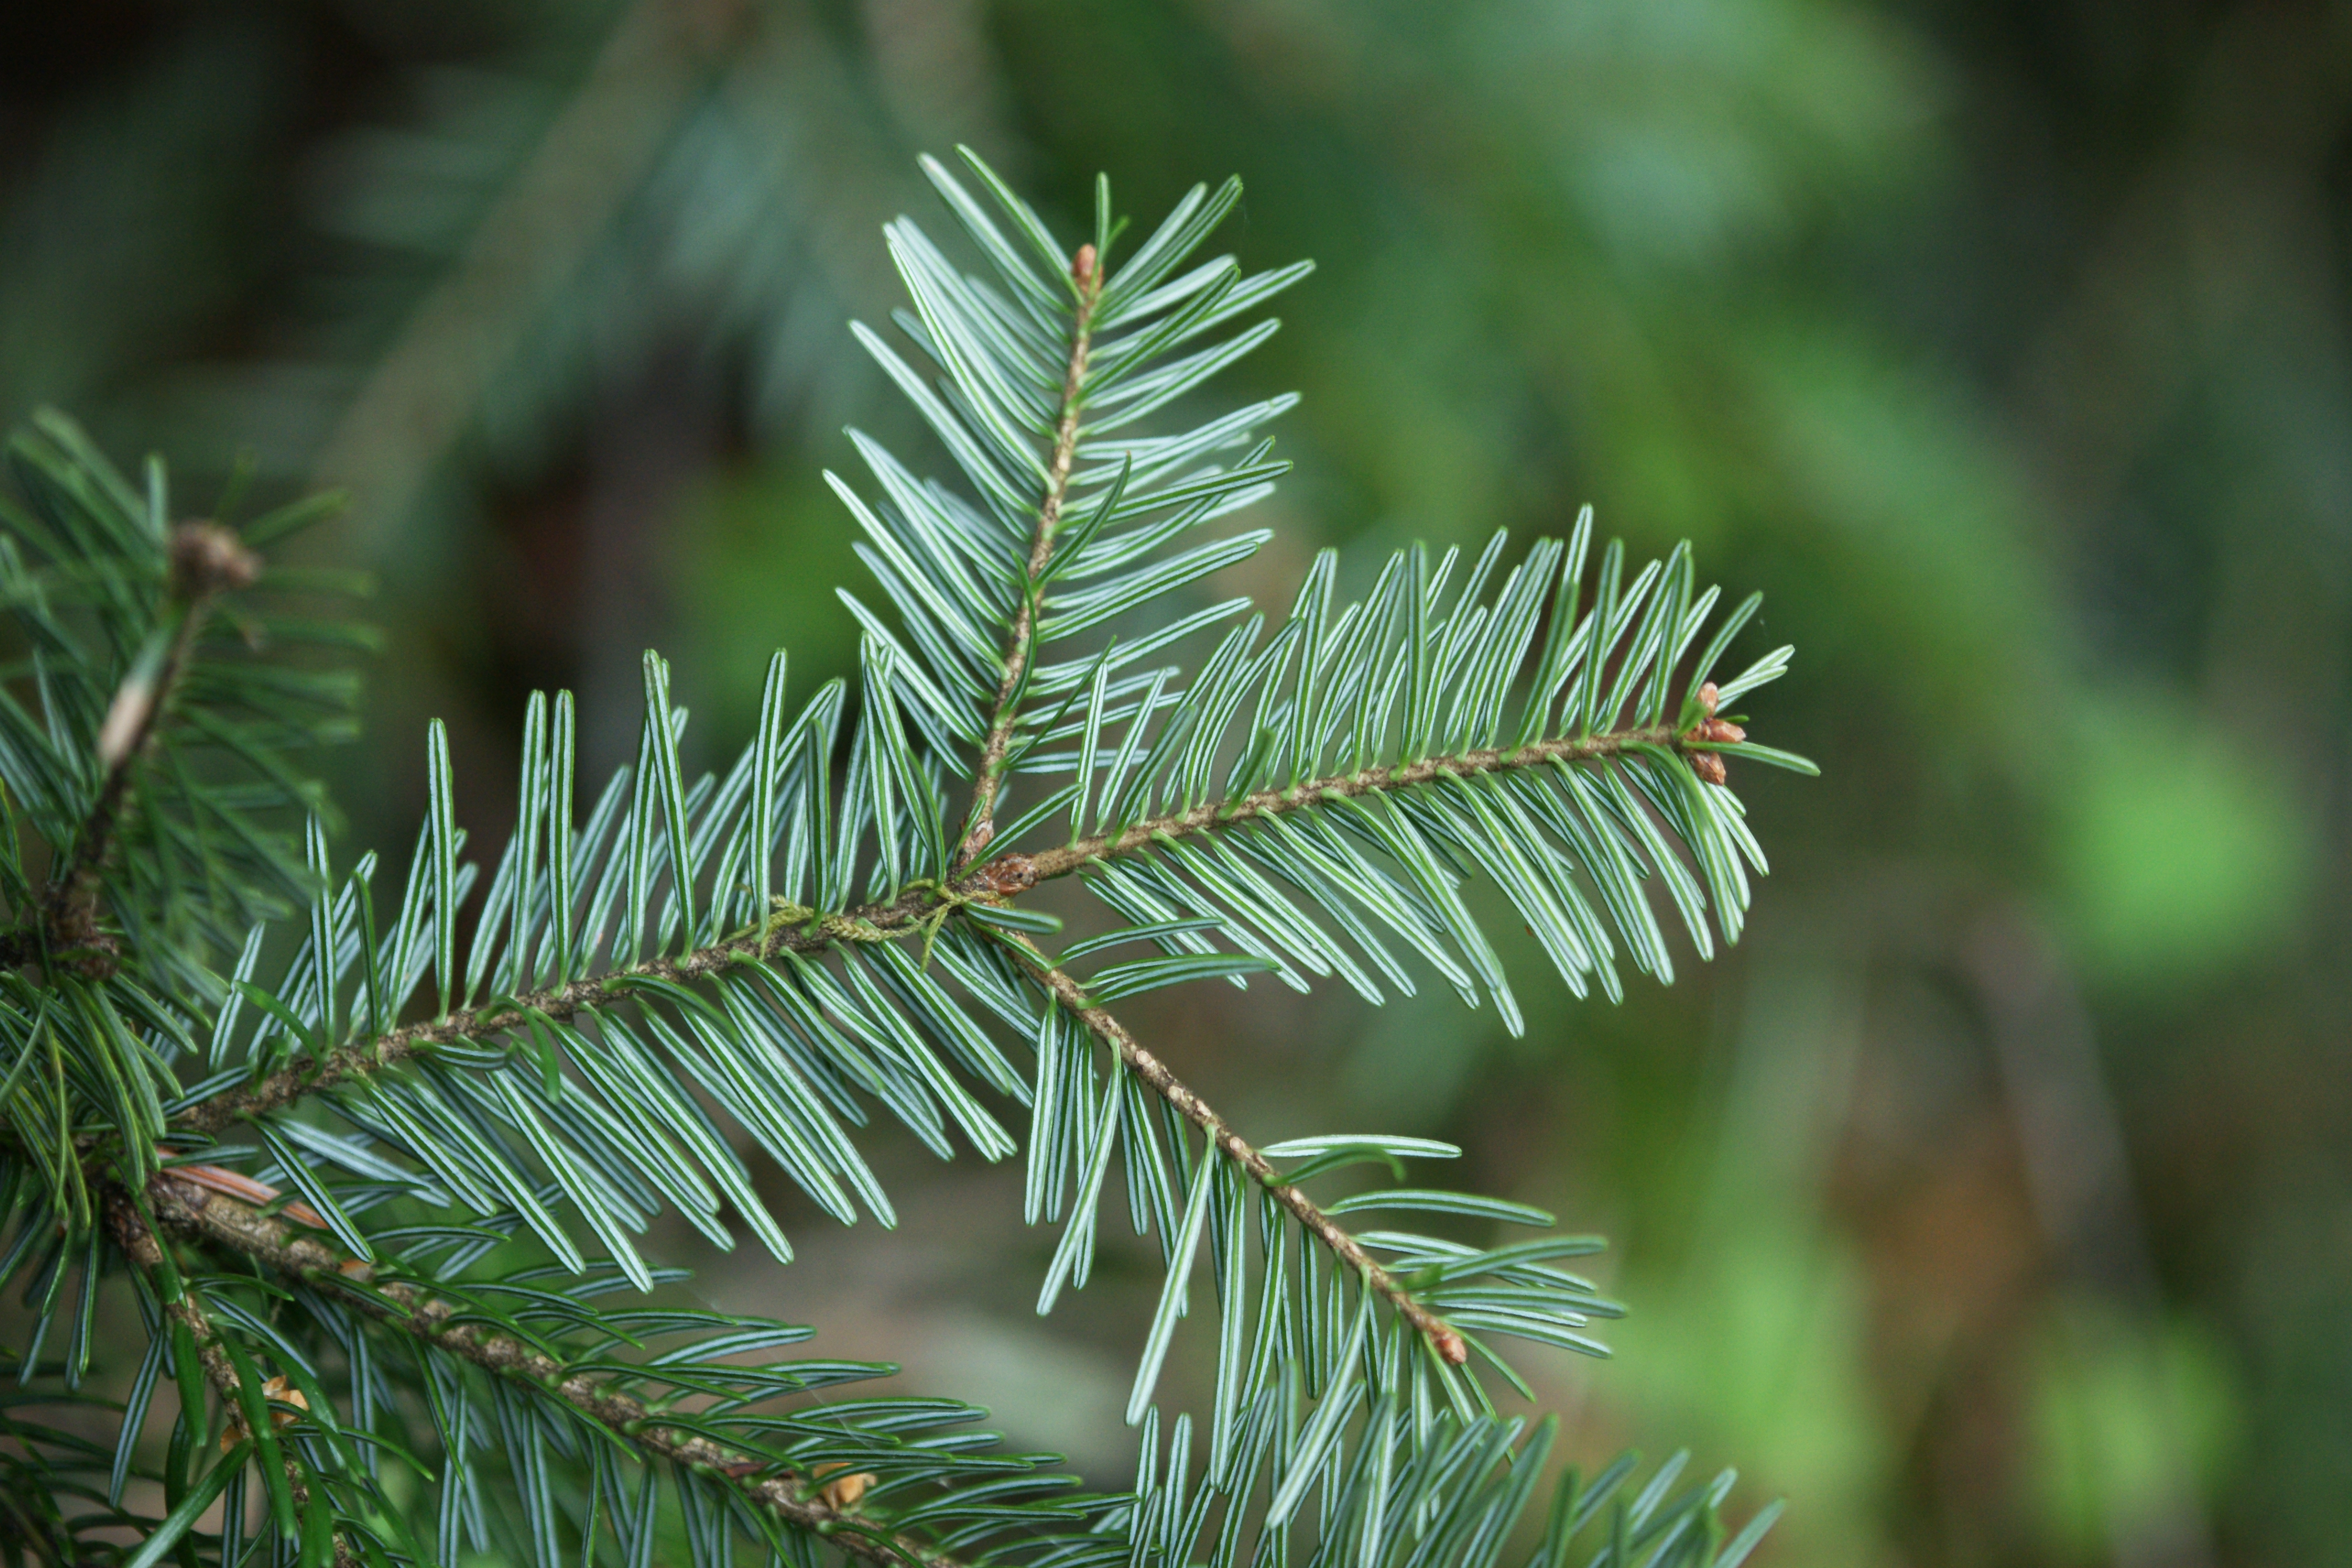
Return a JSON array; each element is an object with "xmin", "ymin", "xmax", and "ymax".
[{"xmin": 0, "ymin": 414, "xmax": 368, "ymax": 970}]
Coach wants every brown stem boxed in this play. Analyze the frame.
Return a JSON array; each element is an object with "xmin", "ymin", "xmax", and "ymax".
[
  {"xmin": 38, "ymin": 522, "xmax": 259, "ymax": 979},
  {"xmin": 142, "ymin": 1177, "xmax": 967, "ymax": 1568},
  {"xmin": 106, "ymin": 1189, "xmax": 359, "ymax": 1568},
  {"xmin": 1026, "ymin": 722, "xmax": 1679, "ymax": 883},
  {"xmin": 999, "ymin": 938, "xmax": 1468, "ymax": 1366},
  {"xmin": 961, "ymin": 247, "xmax": 1103, "ymax": 865}
]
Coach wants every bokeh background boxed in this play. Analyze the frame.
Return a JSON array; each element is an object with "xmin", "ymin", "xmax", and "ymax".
[{"xmin": 5, "ymin": 1, "xmax": 2348, "ymax": 1562}]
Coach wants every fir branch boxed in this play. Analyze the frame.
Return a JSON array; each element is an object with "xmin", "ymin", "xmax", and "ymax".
[
  {"xmin": 991, "ymin": 932, "xmax": 1470, "ymax": 1366},
  {"xmin": 165, "ymin": 856, "xmax": 1039, "ymax": 1137},
  {"xmin": 170, "ymin": 714, "xmax": 1714, "ymax": 1142},
  {"xmin": 140, "ymin": 1175, "xmax": 972, "ymax": 1568},
  {"xmin": 169, "ymin": 717, "xmax": 1702, "ymax": 1144},
  {"xmin": 1, "ymin": 161, "xmax": 1801, "ymax": 1566},
  {"xmin": 1025, "ymin": 720, "xmax": 1685, "ymax": 880},
  {"xmin": 962, "ymin": 245, "xmax": 1104, "ymax": 863},
  {"xmin": 107, "ymin": 1188, "xmax": 359, "ymax": 1568}
]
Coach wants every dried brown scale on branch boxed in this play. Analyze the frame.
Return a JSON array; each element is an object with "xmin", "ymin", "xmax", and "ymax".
[
  {"xmin": 960, "ymin": 242, "xmax": 1104, "ymax": 865},
  {"xmin": 160, "ymin": 1158, "xmax": 330, "ymax": 1232},
  {"xmin": 217, "ymin": 1376, "xmax": 311, "ymax": 1455},
  {"xmin": 138, "ymin": 1177, "xmax": 965, "ymax": 1568},
  {"xmin": 997, "ymin": 939, "xmax": 1470, "ymax": 1366},
  {"xmin": 966, "ymin": 852, "xmax": 1038, "ymax": 897},
  {"xmin": 813, "ymin": 1461, "xmax": 880, "ymax": 1511}
]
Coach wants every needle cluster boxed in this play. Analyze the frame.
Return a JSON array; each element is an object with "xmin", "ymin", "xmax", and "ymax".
[{"xmin": 0, "ymin": 153, "xmax": 1806, "ymax": 1568}]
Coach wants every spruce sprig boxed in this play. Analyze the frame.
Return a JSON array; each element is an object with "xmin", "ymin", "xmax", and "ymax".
[{"xmin": 0, "ymin": 150, "xmax": 1803, "ymax": 1568}]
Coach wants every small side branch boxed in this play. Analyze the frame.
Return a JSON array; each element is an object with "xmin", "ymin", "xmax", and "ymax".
[
  {"xmin": 107, "ymin": 1189, "xmax": 357, "ymax": 1567},
  {"xmin": 1001, "ymin": 939, "xmax": 1468, "ymax": 1365},
  {"xmin": 170, "ymin": 856, "xmax": 1041, "ymax": 1136},
  {"xmin": 1026, "ymin": 722, "xmax": 1679, "ymax": 881},
  {"xmin": 144, "ymin": 1178, "xmax": 968, "ymax": 1568},
  {"xmin": 175, "ymin": 719, "xmax": 1694, "ymax": 1139},
  {"xmin": 39, "ymin": 523, "xmax": 259, "ymax": 978},
  {"xmin": 963, "ymin": 246, "xmax": 1104, "ymax": 863}
]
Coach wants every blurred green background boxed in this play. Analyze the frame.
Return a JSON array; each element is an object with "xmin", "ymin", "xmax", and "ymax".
[{"xmin": 4, "ymin": 1, "xmax": 2346, "ymax": 1562}]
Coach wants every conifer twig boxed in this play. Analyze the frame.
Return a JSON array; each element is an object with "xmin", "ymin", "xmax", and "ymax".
[
  {"xmin": 138, "ymin": 1176, "xmax": 971, "ymax": 1568},
  {"xmin": 167, "ymin": 866, "xmax": 1022, "ymax": 1136},
  {"xmin": 991, "ymin": 934, "xmax": 1470, "ymax": 1365},
  {"xmin": 36, "ymin": 523, "xmax": 258, "ymax": 977},
  {"xmin": 172, "ymin": 718, "xmax": 1702, "ymax": 1138},
  {"xmin": 1023, "ymin": 721, "xmax": 1685, "ymax": 880},
  {"xmin": 962, "ymin": 243, "xmax": 1103, "ymax": 864},
  {"xmin": 107, "ymin": 1189, "xmax": 359, "ymax": 1568}
]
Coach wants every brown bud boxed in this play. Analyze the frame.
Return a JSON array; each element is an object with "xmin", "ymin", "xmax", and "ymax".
[
  {"xmin": 1431, "ymin": 1327, "xmax": 1468, "ymax": 1366},
  {"xmin": 977, "ymin": 853, "xmax": 1038, "ymax": 897},
  {"xmin": 262, "ymin": 1375, "xmax": 308, "ymax": 1428},
  {"xmin": 1698, "ymin": 718, "xmax": 1745, "ymax": 744},
  {"xmin": 813, "ymin": 1462, "xmax": 876, "ymax": 1510},
  {"xmin": 1695, "ymin": 681, "xmax": 1721, "ymax": 718},
  {"xmin": 55, "ymin": 932, "xmax": 121, "ymax": 981},
  {"xmin": 1691, "ymin": 752, "xmax": 1728, "ymax": 787},
  {"xmin": 170, "ymin": 520, "xmax": 260, "ymax": 600},
  {"xmin": 1072, "ymin": 243, "xmax": 1098, "ymax": 285},
  {"xmin": 220, "ymin": 1376, "xmax": 311, "ymax": 1450}
]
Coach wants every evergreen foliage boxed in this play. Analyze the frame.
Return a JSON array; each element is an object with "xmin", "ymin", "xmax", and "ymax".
[{"xmin": 0, "ymin": 153, "xmax": 1809, "ymax": 1568}]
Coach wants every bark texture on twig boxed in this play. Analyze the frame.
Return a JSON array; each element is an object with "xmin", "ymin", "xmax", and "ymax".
[
  {"xmin": 961, "ymin": 244, "xmax": 1103, "ymax": 863},
  {"xmin": 144, "ymin": 1175, "xmax": 966, "ymax": 1568},
  {"xmin": 997, "ymin": 939, "xmax": 1469, "ymax": 1365}
]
